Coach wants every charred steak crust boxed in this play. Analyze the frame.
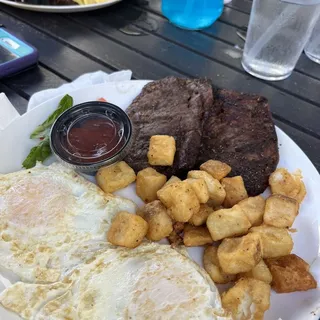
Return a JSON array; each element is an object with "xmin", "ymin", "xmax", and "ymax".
[
  {"xmin": 125, "ymin": 77, "xmax": 279, "ymax": 196},
  {"xmin": 198, "ymin": 88, "xmax": 279, "ymax": 196},
  {"xmin": 125, "ymin": 77, "xmax": 213, "ymax": 177}
]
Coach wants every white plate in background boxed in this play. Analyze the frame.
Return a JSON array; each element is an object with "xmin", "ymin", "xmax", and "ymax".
[{"xmin": 0, "ymin": 80, "xmax": 319, "ymax": 320}]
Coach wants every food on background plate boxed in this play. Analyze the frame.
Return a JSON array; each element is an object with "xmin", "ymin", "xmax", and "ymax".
[
  {"xmin": 203, "ymin": 246, "xmax": 236, "ymax": 284},
  {"xmin": 147, "ymin": 135, "xmax": 176, "ymax": 166},
  {"xmin": 0, "ymin": 163, "xmax": 136, "ymax": 283},
  {"xmin": 135, "ymin": 167, "xmax": 167, "ymax": 203},
  {"xmin": 96, "ymin": 161, "xmax": 136, "ymax": 193},
  {"xmin": 0, "ymin": 243, "xmax": 230, "ymax": 320},
  {"xmin": 125, "ymin": 77, "xmax": 279, "ymax": 196},
  {"xmin": 265, "ymin": 254, "xmax": 317, "ymax": 293},
  {"xmin": 221, "ymin": 278, "xmax": 271, "ymax": 320},
  {"xmin": 107, "ymin": 211, "xmax": 148, "ymax": 248}
]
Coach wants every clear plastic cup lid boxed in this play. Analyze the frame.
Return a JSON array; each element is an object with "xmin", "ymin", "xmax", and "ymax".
[{"xmin": 50, "ymin": 101, "xmax": 132, "ymax": 172}]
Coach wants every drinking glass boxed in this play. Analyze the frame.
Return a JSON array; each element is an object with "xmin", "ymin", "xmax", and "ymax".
[
  {"xmin": 304, "ymin": 19, "xmax": 320, "ymax": 64},
  {"xmin": 161, "ymin": 0, "xmax": 224, "ymax": 30},
  {"xmin": 242, "ymin": 0, "xmax": 320, "ymax": 81}
]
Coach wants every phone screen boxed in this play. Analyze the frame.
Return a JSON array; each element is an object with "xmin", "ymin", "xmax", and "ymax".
[{"xmin": 0, "ymin": 45, "xmax": 18, "ymax": 63}]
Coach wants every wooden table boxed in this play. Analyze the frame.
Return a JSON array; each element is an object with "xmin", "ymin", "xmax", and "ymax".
[{"xmin": 1, "ymin": 0, "xmax": 320, "ymax": 172}]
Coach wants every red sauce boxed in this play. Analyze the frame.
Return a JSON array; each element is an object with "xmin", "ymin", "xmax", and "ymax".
[{"xmin": 64, "ymin": 115, "xmax": 125, "ymax": 163}]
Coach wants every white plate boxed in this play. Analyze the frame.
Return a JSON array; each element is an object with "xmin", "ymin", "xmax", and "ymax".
[
  {"xmin": 0, "ymin": 81, "xmax": 319, "ymax": 320},
  {"xmin": 0, "ymin": 0, "xmax": 121, "ymax": 13}
]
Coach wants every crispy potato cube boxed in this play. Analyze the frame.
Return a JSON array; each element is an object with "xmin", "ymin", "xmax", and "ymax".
[
  {"xmin": 263, "ymin": 194, "xmax": 299, "ymax": 228},
  {"xmin": 185, "ymin": 178, "xmax": 209, "ymax": 204},
  {"xmin": 200, "ymin": 160, "xmax": 231, "ymax": 181},
  {"xmin": 222, "ymin": 176, "xmax": 248, "ymax": 208},
  {"xmin": 147, "ymin": 135, "xmax": 176, "ymax": 166},
  {"xmin": 206, "ymin": 205, "xmax": 251, "ymax": 241},
  {"xmin": 157, "ymin": 182, "xmax": 200, "ymax": 222},
  {"xmin": 164, "ymin": 175, "xmax": 181, "ymax": 187},
  {"xmin": 183, "ymin": 225, "xmax": 212, "ymax": 247},
  {"xmin": 295, "ymin": 180, "xmax": 307, "ymax": 203},
  {"xmin": 269, "ymin": 168, "xmax": 301, "ymax": 198},
  {"xmin": 238, "ymin": 260, "xmax": 272, "ymax": 284},
  {"xmin": 203, "ymin": 246, "xmax": 236, "ymax": 284},
  {"xmin": 237, "ymin": 196, "xmax": 265, "ymax": 226},
  {"xmin": 222, "ymin": 278, "xmax": 271, "ymax": 320},
  {"xmin": 187, "ymin": 170, "xmax": 226, "ymax": 207},
  {"xmin": 217, "ymin": 233, "xmax": 262, "ymax": 274},
  {"xmin": 189, "ymin": 204, "xmax": 213, "ymax": 226},
  {"xmin": 107, "ymin": 211, "xmax": 148, "ymax": 248},
  {"xmin": 136, "ymin": 168, "xmax": 167, "ymax": 203},
  {"xmin": 96, "ymin": 161, "xmax": 136, "ymax": 193},
  {"xmin": 137, "ymin": 200, "xmax": 173, "ymax": 241},
  {"xmin": 168, "ymin": 222, "xmax": 184, "ymax": 247},
  {"xmin": 265, "ymin": 254, "xmax": 317, "ymax": 293},
  {"xmin": 249, "ymin": 225, "xmax": 293, "ymax": 258}
]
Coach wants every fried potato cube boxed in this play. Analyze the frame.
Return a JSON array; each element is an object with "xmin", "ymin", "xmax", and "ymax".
[
  {"xmin": 136, "ymin": 168, "xmax": 167, "ymax": 203},
  {"xmin": 147, "ymin": 135, "xmax": 176, "ymax": 166},
  {"xmin": 238, "ymin": 260, "xmax": 272, "ymax": 284},
  {"xmin": 107, "ymin": 211, "xmax": 148, "ymax": 248},
  {"xmin": 163, "ymin": 175, "xmax": 181, "ymax": 187},
  {"xmin": 168, "ymin": 222, "xmax": 184, "ymax": 247},
  {"xmin": 157, "ymin": 182, "xmax": 200, "ymax": 222},
  {"xmin": 269, "ymin": 168, "xmax": 301, "ymax": 198},
  {"xmin": 189, "ymin": 204, "xmax": 213, "ymax": 226},
  {"xmin": 206, "ymin": 205, "xmax": 251, "ymax": 241},
  {"xmin": 200, "ymin": 160, "xmax": 231, "ymax": 181},
  {"xmin": 265, "ymin": 254, "xmax": 317, "ymax": 293},
  {"xmin": 237, "ymin": 196, "xmax": 265, "ymax": 226},
  {"xmin": 187, "ymin": 170, "xmax": 226, "ymax": 207},
  {"xmin": 263, "ymin": 194, "xmax": 299, "ymax": 228},
  {"xmin": 222, "ymin": 278, "xmax": 271, "ymax": 320},
  {"xmin": 185, "ymin": 178, "xmax": 209, "ymax": 204},
  {"xmin": 96, "ymin": 161, "xmax": 136, "ymax": 193},
  {"xmin": 295, "ymin": 180, "xmax": 307, "ymax": 203},
  {"xmin": 183, "ymin": 225, "xmax": 212, "ymax": 247},
  {"xmin": 217, "ymin": 233, "xmax": 262, "ymax": 274},
  {"xmin": 222, "ymin": 176, "xmax": 248, "ymax": 208},
  {"xmin": 249, "ymin": 225, "xmax": 293, "ymax": 258},
  {"xmin": 203, "ymin": 246, "xmax": 236, "ymax": 284},
  {"xmin": 137, "ymin": 200, "xmax": 173, "ymax": 241}
]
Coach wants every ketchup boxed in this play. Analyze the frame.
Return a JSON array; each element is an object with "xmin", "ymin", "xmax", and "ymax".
[{"xmin": 63, "ymin": 115, "xmax": 125, "ymax": 163}]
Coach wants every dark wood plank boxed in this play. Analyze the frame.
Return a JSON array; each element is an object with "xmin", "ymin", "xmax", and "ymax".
[
  {"xmin": 225, "ymin": 0, "xmax": 252, "ymax": 14},
  {"xmin": 3, "ymin": 65, "xmax": 66, "ymax": 98},
  {"xmin": 104, "ymin": 3, "xmax": 320, "ymax": 107},
  {"xmin": 52, "ymin": 8, "xmax": 320, "ymax": 138},
  {"xmin": 0, "ymin": 5, "xmax": 183, "ymax": 81},
  {"xmin": 0, "ymin": 83, "xmax": 28, "ymax": 115},
  {"xmin": 0, "ymin": 10, "xmax": 114, "ymax": 81}
]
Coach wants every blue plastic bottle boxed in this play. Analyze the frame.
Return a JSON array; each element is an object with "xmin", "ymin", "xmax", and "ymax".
[{"xmin": 162, "ymin": 0, "xmax": 223, "ymax": 30}]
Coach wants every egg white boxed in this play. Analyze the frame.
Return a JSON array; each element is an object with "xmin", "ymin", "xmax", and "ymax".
[
  {"xmin": 0, "ymin": 163, "xmax": 136, "ymax": 283},
  {"xmin": 0, "ymin": 243, "xmax": 230, "ymax": 320}
]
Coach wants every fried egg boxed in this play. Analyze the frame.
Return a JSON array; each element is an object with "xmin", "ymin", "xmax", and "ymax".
[
  {"xmin": 0, "ymin": 243, "xmax": 231, "ymax": 320},
  {"xmin": 0, "ymin": 163, "xmax": 136, "ymax": 283}
]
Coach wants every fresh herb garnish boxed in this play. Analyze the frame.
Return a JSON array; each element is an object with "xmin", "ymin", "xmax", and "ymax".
[{"xmin": 22, "ymin": 94, "xmax": 73, "ymax": 169}]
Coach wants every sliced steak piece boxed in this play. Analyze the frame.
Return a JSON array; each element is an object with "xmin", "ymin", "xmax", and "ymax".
[
  {"xmin": 198, "ymin": 88, "xmax": 279, "ymax": 196},
  {"xmin": 125, "ymin": 77, "xmax": 213, "ymax": 176}
]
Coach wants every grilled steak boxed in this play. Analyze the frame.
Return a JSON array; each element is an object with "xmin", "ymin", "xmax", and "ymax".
[
  {"xmin": 125, "ymin": 77, "xmax": 279, "ymax": 196},
  {"xmin": 125, "ymin": 77, "xmax": 213, "ymax": 177},
  {"xmin": 198, "ymin": 88, "xmax": 279, "ymax": 196}
]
